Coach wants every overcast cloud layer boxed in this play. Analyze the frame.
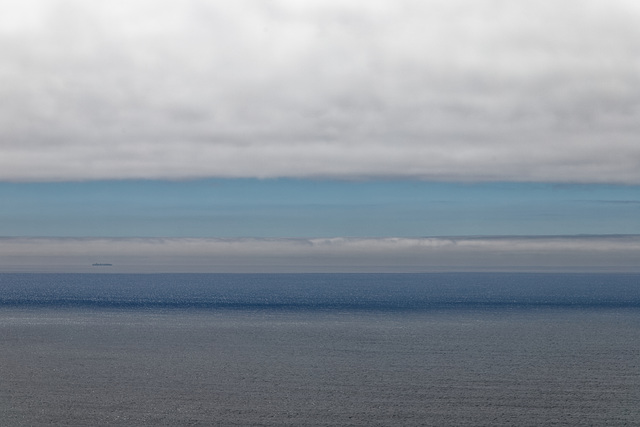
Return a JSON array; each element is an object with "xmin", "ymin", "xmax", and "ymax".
[
  {"xmin": 2, "ymin": 1, "xmax": 640, "ymax": 183},
  {"xmin": 2, "ymin": 236, "xmax": 639, "ymax": 273}
]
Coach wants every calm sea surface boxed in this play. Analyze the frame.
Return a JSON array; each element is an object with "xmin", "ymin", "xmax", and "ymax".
[{"xmin": 1, "ymin": 273, "xmax": 639, "ymax": 426}]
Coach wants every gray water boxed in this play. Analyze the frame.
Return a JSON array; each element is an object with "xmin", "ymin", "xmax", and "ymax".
[{"xmin": 1, "ymin": 273, "xmax": 639, "ymax": 426}]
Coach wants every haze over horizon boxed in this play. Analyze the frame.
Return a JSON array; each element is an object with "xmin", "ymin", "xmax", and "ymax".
[{"xmin": 1, "ymin": 1, "xmax": 639, "ymax": 272}]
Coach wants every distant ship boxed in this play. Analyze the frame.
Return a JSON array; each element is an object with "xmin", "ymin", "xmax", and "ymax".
[{"xmin": 92, "ymin": 263, "xmax": 113, "ymax": 266}]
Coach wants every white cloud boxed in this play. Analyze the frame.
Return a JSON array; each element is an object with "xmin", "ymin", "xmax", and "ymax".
[
  {"xmin": 1, "ymin": 0, "xmax": 640, "ymax": 183},
  {"xmin": 1, "ymin": 236, "xmax": 639, "ymax": 272}
]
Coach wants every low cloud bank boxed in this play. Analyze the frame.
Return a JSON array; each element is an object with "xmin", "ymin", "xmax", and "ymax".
[{"xmin": 1, "ymin": 236, "xmax": 639, "ymax": 273}]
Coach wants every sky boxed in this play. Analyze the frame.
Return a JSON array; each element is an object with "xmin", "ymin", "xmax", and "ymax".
[{"xmin": 1, "ymin": 0, "xmax": 639, "ymax": 272}]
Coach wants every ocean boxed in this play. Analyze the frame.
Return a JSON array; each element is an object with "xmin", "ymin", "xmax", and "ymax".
[{"xmin": 1, "ymin": 273, "xmax": 639, "ymax": 425}]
